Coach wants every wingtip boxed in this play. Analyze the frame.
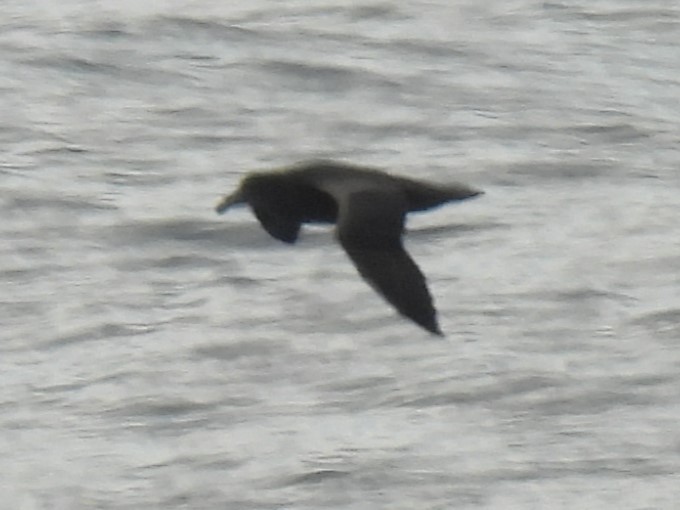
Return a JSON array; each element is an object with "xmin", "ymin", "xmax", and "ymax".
[
  {"xmin": 418, "ymin": 317, "xmax": 444, "ymax": 336},
  {"xmin": 448, "ymin": 183, "xmax": 484, "ymax": 202},
  {"xmin": 428, "ymin": 324, "xmax": 445, "ymax": 337},
  {"xmin": 468, "ymin": 187, "xmax": 484, "ymax": 200}
]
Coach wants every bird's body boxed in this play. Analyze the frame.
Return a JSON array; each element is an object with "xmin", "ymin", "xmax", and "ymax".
[{"xmin": 216, "ymin": 160, "xmax": 482, "ymax": 335}]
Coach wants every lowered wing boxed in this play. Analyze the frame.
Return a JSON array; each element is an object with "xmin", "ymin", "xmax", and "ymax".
[{"xmin": 331, "ymin": 185, "xmax": 442, "ymax": 335}]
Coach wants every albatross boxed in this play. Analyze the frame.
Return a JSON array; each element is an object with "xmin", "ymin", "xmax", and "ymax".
[{"xmin": 215, "ymin": 160, "xmax": 482, "ymax": 335}]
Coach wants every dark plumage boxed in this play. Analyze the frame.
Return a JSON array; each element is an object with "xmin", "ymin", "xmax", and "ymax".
[{"xmin": 215, "ymin": 160, "xmax": 482, "ymax": 335}]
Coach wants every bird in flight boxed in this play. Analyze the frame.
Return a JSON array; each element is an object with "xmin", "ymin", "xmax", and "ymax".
[{"xmin": 215, "ymin": 160, "xmax": 482, "ymax": 335}]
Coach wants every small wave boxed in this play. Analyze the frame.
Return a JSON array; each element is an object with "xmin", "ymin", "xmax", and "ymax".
[
  {"xmin": 108, "ymin": 218, "xmax": 229, "ymax": 244},
  {"xmin": 380, "ymin": 373, "xmax": 566, "ymax": 409},
  {"xmin": 146, "ymin": 15, "xmax": 263, "ymax": 43},
  {"xmin": 347, "ymin": 4, "xmax": 400, "ymax": 22},
  {"xmin": 46, "ymin": 322, "xmax": 157, "ymax": 350},
  {"xmin": 629, "ymin": 308, "xmax": 680, "ymax": 341},
  {"xmin": 505, "ymin": 160, "xmax": 617, "ymax": 182},
  {"xmin": 254, "ymin": 58, "xmax": 398, "ymax": 93},
  {"xmin": 21, "ymin": 53, "xmax": 187, "ymax": 86},
  {"xmin": 193, "ymin": 337, "xmax": 285, "ymax": 361},
  {"xmin": 283, "ymin": 469, "xmax": 351, "ymax": 486},
  {"xmin": 570, "ymin": 122, "xmax": 651, "ymax": 142},
  {"xmin": 5, "ymin": 193, "xmax": 116, "ymax": 213},
  {"xmin": 406, "ymin": 221, "xmax": 507, "ymax": 239}
]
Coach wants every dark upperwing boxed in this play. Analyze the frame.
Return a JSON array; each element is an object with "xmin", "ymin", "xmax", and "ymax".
[{"xmin": 329, "ymin": 184, "xmax": 443, "ymax": 335}]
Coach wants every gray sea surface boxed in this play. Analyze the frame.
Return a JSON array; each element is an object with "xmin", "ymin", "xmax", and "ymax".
[{"xmin": 2, "ymin": 1, "xmax": 680, "ymax": 508}]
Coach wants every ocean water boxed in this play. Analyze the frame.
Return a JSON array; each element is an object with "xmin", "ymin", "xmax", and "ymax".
[{"xmin": 2, "ymin": 1, "xmax": 680, "ymax": 508}]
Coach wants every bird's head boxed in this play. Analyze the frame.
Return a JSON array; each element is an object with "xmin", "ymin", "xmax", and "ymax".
[{"xmin": 215, "ymin": 179, "xmax": 249, "ymax": 214}]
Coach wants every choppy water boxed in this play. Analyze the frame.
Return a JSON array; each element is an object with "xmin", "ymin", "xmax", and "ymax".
[{"xmin": 2, "ymin": 1, "xmax": 680, "ymax": 508}]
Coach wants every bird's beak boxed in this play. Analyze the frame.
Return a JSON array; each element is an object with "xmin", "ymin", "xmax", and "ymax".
[{"xmin": 215, "ymin": 189, "xmax": 244, "ymax": 214}]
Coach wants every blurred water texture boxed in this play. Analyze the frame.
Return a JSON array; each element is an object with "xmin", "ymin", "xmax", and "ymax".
[{"xmin": 1, "ymin": 1, "xmax": 680, "ymax": 508}]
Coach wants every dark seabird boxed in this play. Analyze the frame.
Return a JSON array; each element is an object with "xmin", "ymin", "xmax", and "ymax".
[{"xmin": 215, "ymin": 160, "xmax": 482, "ymax": 335}]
